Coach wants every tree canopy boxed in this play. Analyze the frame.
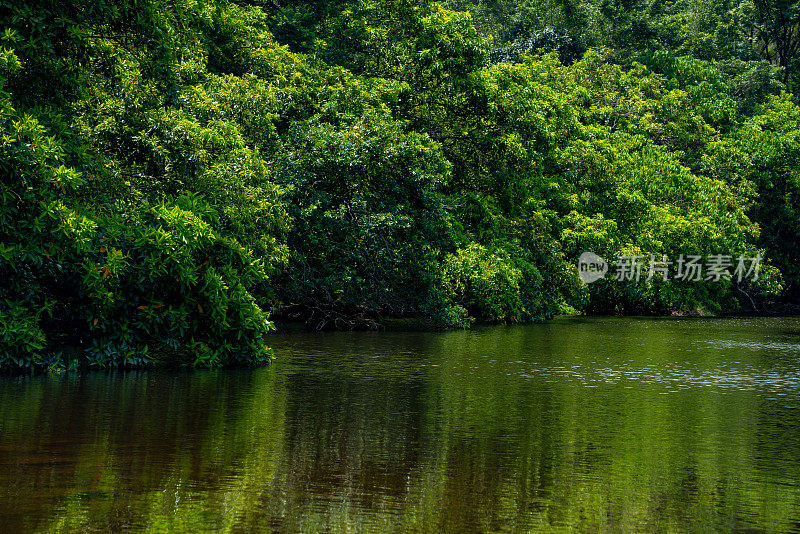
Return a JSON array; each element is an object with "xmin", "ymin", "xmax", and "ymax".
[{"xmin": 1, "ymin": 0, "xmax": 797, "ymax": 371}]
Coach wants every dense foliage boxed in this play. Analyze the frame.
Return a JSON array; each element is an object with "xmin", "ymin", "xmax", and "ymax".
[{"xmin": 1, "ymin": 0, "xmax": 797, "ymax": 370}]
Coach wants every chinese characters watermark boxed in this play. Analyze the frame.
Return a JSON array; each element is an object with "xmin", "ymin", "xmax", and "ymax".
[{"xmin": 578, "ymin": 253, "xmax": 761, "ymax": 284}]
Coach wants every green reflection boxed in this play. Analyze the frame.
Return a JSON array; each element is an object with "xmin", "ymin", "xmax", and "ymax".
[{"xmin": 2, "ymin": 318, "xmax": 800, "ymax": 532}]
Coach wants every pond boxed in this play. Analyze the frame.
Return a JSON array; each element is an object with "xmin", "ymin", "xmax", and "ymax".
[{"xmin": 2, "ymin": 317, "xmax": 800, "ymax": 532}]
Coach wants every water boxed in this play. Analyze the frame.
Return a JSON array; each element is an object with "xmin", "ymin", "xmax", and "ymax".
[{"xmin": 2, "ymin": 317, "xmax": 800, "ymax": 532}]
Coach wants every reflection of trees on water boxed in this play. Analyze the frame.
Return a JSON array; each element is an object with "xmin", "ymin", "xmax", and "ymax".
[{"xmin": 2, "ymin": 319, "xmax": 800, "ymax": 532}]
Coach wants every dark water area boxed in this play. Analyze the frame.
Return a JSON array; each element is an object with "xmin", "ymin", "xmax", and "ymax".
[{"xmin": 2, "ymin": 317, "xmax": 800, "ymax": 532}]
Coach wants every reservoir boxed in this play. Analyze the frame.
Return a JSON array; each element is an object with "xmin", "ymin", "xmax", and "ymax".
[{"xmin": 2, "ymin": 317, "xmax": 800, "ymax": 532}]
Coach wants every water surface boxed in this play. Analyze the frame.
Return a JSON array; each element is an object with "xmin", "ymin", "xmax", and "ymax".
[{"xmin": 2, "ymin": 317, "xmax": 800, "ymax": 532}]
